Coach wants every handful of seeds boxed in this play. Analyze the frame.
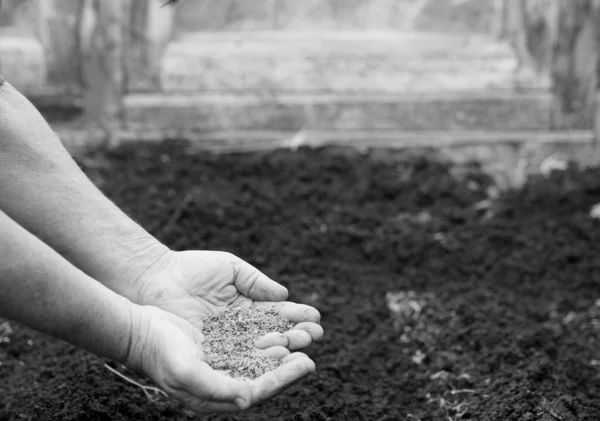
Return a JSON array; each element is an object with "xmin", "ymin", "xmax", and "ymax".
[{"xmin": 201, "ymin": 306, "xmax": 295, "ymax": 379}]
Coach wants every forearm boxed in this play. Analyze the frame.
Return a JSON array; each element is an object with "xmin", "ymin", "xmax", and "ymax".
[
  {"xmin": 0, "ymin": 82, "xmax": 168, "ymax": 302},
  {"xmin": 0, "ymin": 209, "xmax": 134, "ymax": 363}
]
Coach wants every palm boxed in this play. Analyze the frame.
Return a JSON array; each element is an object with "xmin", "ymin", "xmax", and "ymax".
[
  {"xmin": 139, "ymin": 250, "xmax": 323, "ymax": 351},
  {"xmin": 132, "ymin": 305, "xmax": 316, "ymax": 415}
]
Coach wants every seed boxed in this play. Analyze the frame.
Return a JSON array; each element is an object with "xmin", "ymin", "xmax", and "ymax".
[{"xmin": 201, "ymin": 306, "xmax": 295, "ymax": 379}]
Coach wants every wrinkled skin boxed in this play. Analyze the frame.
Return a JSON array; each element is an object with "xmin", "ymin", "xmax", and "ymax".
[
  {"xmin": 128, "ymin": 305, "xmax": 317, "ymax": 414},
  {"xmin": 125, "ymin": 250, "xmax": 323, "ymax": 414},
  {"xmin": 133, "ymin": 250, "xmax": 324, "ymax": 353}
]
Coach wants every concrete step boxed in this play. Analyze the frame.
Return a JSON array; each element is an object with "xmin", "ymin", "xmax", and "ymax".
[
  {"xmin": 171, "ymin": 31, "xmax": 512, "ymax": 58},
  {"xmin": 124, "ymin": 91, "xmax": 553, "ymax": 132},
  {"xmin": 161, "ymin": 31, "xmax": 517, "ymax": 93}
]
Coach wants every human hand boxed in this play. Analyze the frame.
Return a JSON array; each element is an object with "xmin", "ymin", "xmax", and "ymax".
[
  {"xmin": 131, "ymin": 250, "xmax": 324, "ymax": 355},
  {"xmin": 126, "ymin": 305, "xmax": 316, "ymax": 414}
]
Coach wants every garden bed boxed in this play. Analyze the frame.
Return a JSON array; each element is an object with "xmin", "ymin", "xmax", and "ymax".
[{"xmin": 0, "ymin": 141, "xmax": 599, "ymax": 420}]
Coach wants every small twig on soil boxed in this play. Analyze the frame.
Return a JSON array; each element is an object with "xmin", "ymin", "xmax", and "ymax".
[
  {"xmin": 452, "ymin": 401, "xmax": 469, "ymax": 415},
  {"xmin": 447, "ymin": 389, "xmax": 477, "ymax": 395},
  {"xmin": 104, "ymin": 364, "xmax": 168, "ymax": 400},
  {"xmin": 538, "ymin": 400, "xmax": 564, "ymax": 421}
]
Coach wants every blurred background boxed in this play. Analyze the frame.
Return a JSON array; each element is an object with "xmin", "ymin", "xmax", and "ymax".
[{"xmin": 0, "ymin": 0, "xmax": 598, "ymax": 185}]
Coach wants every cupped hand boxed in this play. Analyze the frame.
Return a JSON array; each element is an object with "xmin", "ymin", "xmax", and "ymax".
[
  {"xmin": 132, "ymin": 250, "xmax": 324, "ymax": 354},
  {"xmin": 126, "ymin": 305, "xmax": 316, "ymax": 414}
]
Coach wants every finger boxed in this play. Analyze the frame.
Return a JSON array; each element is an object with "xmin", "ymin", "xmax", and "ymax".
[
  {"xmin": 233, "ymin": 259, "xmax": 288, "ymax": 302},
  {"xmin": 158, "ymin": 316, "xmax": 253, "ymax": 411},
  {"xmin": 167, "ymin": 357, "xmax": 252, "ymax": 405},
  {"xmin": 284, "ymin": 329, "xmax": 313, "ymax": 351},
  {"xmin": 230, "ymin": 295, "xmax": 253, "ymax": 308},
  {"xmin": 282, "ymin": 352, "xmax": 312, "ymax": 364},
  {"xmin": 255, "ymin": 329, "xmax": 315, "ymax": 351},
  {"xmin": 255, "ymin": 332, "xmax": 288, "ymax": 349},
  {"xmin": 253, "ymin": 301, "xmax": 321, "ymax": 323},
  {"xmin": 248, "ymin": 354, "xmax": 316, "ymax": 405},
  {"xmin": 293, "ymin": 322, "xmax": 324, "ymax": 342},
  {"xmin": 260, "ymin": 346, "xmax": 290, "ymax": 359}
]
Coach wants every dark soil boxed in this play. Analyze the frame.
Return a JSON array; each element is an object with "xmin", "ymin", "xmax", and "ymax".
[{"xmin": 1, "ymin": 141, "xmax": 599, "ymax": 421}]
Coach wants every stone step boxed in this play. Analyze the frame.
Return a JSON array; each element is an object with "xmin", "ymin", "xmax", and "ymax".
[
  {"xmin": 124, "ymin": 91, "xmax": 553, "ymax": 132},
  {"xmin": 173, "ymin": 31, "xmax": 512, "ymax": 59},
  {"xmin": 161, "ymin": 57, "xmax": 515, "ymax": 93},
  {"xmin": 161, "ymin": 31, "xmax": 517, "ymax": 92}
]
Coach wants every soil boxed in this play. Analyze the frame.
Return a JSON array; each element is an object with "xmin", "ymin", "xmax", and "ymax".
[{"xmin": 1, "ymin": 141, "xmax": 599, "ymax": 421}]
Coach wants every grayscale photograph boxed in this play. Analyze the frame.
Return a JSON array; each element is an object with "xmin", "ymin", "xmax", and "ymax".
[{"xmin": 0, "ymin": 1, "xmax": 599, "ymax": 420}]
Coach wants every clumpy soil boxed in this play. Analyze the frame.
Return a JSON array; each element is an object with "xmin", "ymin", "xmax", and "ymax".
[{"xmin": 1, "ymin": 141, "xmax": 599, "ymax": 421}]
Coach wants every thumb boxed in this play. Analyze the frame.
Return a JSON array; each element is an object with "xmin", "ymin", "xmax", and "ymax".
[
  {"xmin": 163, "ymin": 311, "xmax": 205, "ymax": 347},
  {"xmin": 233, "ymin": 259, "xmax": 288, "ymax": 302},
  {"xmin": 160, "ymin": 324, "xmax": 253, "ymax": 406}
]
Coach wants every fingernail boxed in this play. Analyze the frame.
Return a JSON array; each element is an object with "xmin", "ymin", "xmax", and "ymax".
[{"xmin": 235, "ymin": 397, "xmax": 249, "ymax": 410}]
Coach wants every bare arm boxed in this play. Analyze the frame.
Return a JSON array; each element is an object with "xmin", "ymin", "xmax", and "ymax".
[
  {"xmin": 0, "ymin": 208, "xmax": 134, "ymax": 363},
  {"xmin": 0, "ymin": 82, "xmax": 167, "ymax": 303}
]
